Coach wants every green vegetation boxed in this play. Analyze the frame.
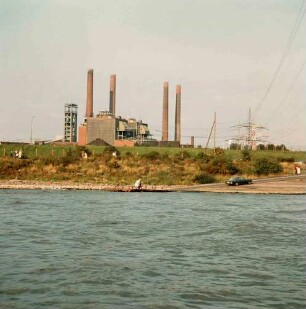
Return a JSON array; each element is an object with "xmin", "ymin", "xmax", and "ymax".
[
  {"xmin": 0, "ymin": 144, "xmax": 305, "ymax": 185},
  {"xmin": 193, "ymin": 173, "xmax": 217, "ymax": 184},
  {"xmin": 254, "ymin": 158, "xmax": 283, "ymax": 176}
]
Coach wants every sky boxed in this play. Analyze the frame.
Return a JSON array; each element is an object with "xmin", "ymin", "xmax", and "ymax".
[{"xmin": 0, "ymin": 0, "xmax": 305, "ymax": 149}]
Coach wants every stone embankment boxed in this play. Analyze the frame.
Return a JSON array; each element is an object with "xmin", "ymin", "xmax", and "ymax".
[
  {"xmin": 0, "ymin": 180, "xmax": 172, "ymax": 192},
  {"xmin": 0, "ymin": 176, "xmax": 305, "ymax": 194}
]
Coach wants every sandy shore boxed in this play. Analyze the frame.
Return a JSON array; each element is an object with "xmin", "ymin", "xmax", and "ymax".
[{"xmin": 0, "ymin": 176, "xmax": 305, "ymax": 194}]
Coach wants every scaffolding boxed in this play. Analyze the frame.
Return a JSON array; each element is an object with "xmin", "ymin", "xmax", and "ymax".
[{"xmin": 64, "ymin": 103, "xmax": 78, "ymax": 142}]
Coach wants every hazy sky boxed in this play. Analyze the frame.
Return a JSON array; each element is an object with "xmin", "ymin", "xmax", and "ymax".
[{"xmin": 1, "ymin": 0, "xmax": 305, "ymax": 149}]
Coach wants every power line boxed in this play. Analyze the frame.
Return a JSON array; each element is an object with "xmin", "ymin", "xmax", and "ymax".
[
  {"xmin": 255, "ymin": 0, "xmax": 306, "ymax": 115},
  {"xmin": 264, "ymin": 58, "xmax": 306, "ymax": 124}
]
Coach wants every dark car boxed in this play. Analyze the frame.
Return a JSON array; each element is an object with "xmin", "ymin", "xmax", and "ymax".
[{"xmin": 226, "ymin": 176, "xmax": 253, "ymax": 186}]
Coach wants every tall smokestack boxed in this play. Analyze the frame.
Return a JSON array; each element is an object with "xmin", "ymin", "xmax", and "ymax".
[
  {"xmin": 191, "ymin": 136, "xmax": 194, "ymax": 148},
  {"xmin": 85, "ymin": 69, "xmax": 94, "ymax": 118},
  {"xmin": 162, "ymin": 82, "xmax": 169, "ymax": 141},
  {"xmin": 109, "ymin": 74, "xmax": 116, "ymax": 115},
  {"xmin": 174, "ymin": 84, "xmax": 181, "ymax": 143}
]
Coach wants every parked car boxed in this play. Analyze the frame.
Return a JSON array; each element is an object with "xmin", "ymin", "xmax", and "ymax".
[{"xmin": 226, "ymin": 176, "xmax": 253, "ymax": 186}]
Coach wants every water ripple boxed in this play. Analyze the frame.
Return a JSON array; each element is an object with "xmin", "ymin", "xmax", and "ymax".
[{"xmin": 0, "ymin": 190, "xmax": 305, "ymax": 309}]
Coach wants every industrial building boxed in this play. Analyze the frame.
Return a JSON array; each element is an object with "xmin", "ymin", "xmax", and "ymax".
[
  {"xmin": 64, "ymin": 103, "xmax": 78, "ymax": 142},
  {"xmin": 78, "ymin": 68, "xmax": 184, "ymax": 147},
  {"xmin": 161, "ymin": 82, "xmax": 182, "ymax": 147},
  {"xmin": 78, "ymin": 70, "xmax": 150, "ymax": 147}
]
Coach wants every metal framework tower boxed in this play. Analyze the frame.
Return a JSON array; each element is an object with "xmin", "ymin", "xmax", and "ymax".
[
  {"xmin": 64, "ymin": 103, "xmax": 78, "ymax": 142},
  {"xmin": 230, "ymin": 108, "xmax": 268, "ymax": 150}
]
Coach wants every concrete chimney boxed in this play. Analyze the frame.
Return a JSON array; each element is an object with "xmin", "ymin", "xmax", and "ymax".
[
  {"xmin": 191, "ymin": 136, "xmax": 194, "ymax": 148},
  {"xmin": 85, "ymin": 69, "xmax": 94, "ymax": 118},
  {"xmin": 174, "ymin": 84, "xmax": 181, "ymax": 143},
  {"xmin": 109, "ymin": 74, "xmax": 116, "ymax": 115},
  {"xmin": 162, "ymin": 82, "xmax": 169, "ymax": 141}
]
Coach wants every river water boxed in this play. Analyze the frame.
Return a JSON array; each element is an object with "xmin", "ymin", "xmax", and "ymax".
[{"xmin": 0, "ymin": 190, "xmax": 305, "ymax": 309}]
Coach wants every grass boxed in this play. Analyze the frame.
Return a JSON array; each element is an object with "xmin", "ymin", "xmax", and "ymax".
[
  {"xmin": 0, "ymin": 144, "xmax": 305, "ymax": 186},
  {"xmin": 1, "ymin": 144, "xmax": 305, "ymax": 161}
]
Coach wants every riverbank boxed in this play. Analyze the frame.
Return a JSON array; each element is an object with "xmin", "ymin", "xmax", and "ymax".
[
  {"xmin": 1, "ymin": 176, "xmax": 305, "ymax": 194},
  {"xmin": 174, "ymin": 175, "xmax": 306, "ymax": 195},
  {"xmin": 0, "ymin": 179, "xmax": 172, "ymax": 192}
]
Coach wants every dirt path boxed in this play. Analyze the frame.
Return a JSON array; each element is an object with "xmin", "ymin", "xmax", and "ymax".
[{"xmin": 173, "ymin": 175, "xmax": 306, "ymax": 194}]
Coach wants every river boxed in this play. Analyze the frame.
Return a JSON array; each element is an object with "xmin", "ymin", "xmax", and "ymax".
[{"xmin": 0, "ymin": 190, "xmax": 305, "ymax": 309}]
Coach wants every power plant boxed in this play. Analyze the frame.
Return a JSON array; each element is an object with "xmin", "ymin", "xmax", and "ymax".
[
  {"xmin": 78, "ymin": 69, "xmax": 183, "ymax": 147},
  {"xmin": 79, "ymin": 70, "xmax": 150, "ymax": 147}
]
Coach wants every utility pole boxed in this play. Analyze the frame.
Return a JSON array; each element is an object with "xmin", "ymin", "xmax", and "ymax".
[
  {"xmin": 205, "ymin": 112, "xmax": 216, "ymax": 153},
  {"xmin": 213, "ymin": 112, "xmax": 216, "ymax": 152}
]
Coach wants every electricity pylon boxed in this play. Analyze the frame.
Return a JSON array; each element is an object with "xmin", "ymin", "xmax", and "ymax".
[{"xmin": 231, "ymin": 108, "xmax": 268, "ymax": 150}]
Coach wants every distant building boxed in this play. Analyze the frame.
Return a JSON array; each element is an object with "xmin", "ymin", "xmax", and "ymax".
[
  {"xmin": 78, "ymin": 70, "xmax": 152, "ymax": 147},
  {"xmin": 79, "ymin": 111, "xmax": 150, "ymax": 146},
  {"xmin": 64, "ymin": 103, "xmax": 78, "ymax": 142}
]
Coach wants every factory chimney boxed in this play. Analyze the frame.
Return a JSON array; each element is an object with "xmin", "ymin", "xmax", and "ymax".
[
  {"xmin": 174, "ymin": 84, "xmax": 181, "ymax": 143},
  {"xmin": 109, "ymin": 74, "xmax": 116, "ymax": 115},
  {"xmin": 191, "ymin": 136, "xmax": 194, "ymax": 148},
  {"xmin": 85, "ymin": 69, "xmax": 94, "ymax": 118},
  {"xmin": 162, "ymin": 82, "xmax": 169, "ymax": 141}
]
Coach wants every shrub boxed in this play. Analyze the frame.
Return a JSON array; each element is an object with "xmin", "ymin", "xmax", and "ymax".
[
  {"xmin": 161, "ymin": 152, "xmax": 171, "ymax": 160},
  {"xmin": 142, "ymin": 151, "xmax": 161, "ymax": 160},
  {"xmin": 254, "ymin": 158, "xmax": 283, "ymax": 175},
  {"xmin": 103, "ymin": 146, "xmax": 120, "ymax": 157},
  {"xmin": 204, "ymin": 155, "xmax": 240, "ymax": 175},
  {"xmin": 195, "ymin": 152, "xmax": 210, "ymax": 163},
  {"xmin": 59, "ymin": 148, "xmax": 80, "ymax": 166},
  {"xmin": 77, "ymin": 146, "xmax": 92, "ymax": 156},
  {"xmin": 173, "ymin": 151, "xmax": 192, "ymax": 162},
  {"xmin": 278, "ymin": 156, "xmax": 295, "ymax": 163},
  {"xmin": 214, "ymin": 148, "xmax": 224, "ymax": 155},
  {"xmin": 124, "ymin": 151, "xmax": 133, "ymax": 158},
  {"xmin": 107, "ymin": 158, "xmax": 121, "ymax": 169},
  {"xmin": 37, "ymin": 157, "xmax": 59, "ymax": 166},
  {"xmin": 193, "ymin": 173, "xmax": 217, "ymax": 184},
  {"xmin": 226, "ymin": 162, "xmax": 241, "ymax": 175},
  {"xmin": 241, "ymin": 149, "xmax": 251, "ymax": 161}
]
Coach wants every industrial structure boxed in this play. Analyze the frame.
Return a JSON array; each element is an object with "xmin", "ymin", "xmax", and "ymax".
[
  {"xmin": 109, "ymin": 74, "xmax": 116, "ymax": 115},
  {"xmin": 159, "ymin": 82, "xmax": 182, "ymax": 147},
  {"xmin": 79, "ymin": 70, "xmax": 150, "ymax": 147},
  {"xmin": 230, "ymin": 108, "xmax": 268, "ymax": 150},
  {"xmin": 162, "ymin": 82, "xmax": 169, "ymax": 141},
  {"xmin": 64, "ymin": 103, "xmax": 78, "ymax": 142},
  {"xmin": 174, "ymin": 84, "xmax": 182, "ymax": 143},
  {"xmin": 78, "ymin": 68, "xmax": 184, "ymax": 147}
]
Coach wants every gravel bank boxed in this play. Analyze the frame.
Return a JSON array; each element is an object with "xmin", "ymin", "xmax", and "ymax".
[
  {"xmin": 0, "ymin": 180, "xmax": 171, "ymax": 192},
  {"xmin": 0, "ymin": 176, "xmax": 305, "ymax": 194}
]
